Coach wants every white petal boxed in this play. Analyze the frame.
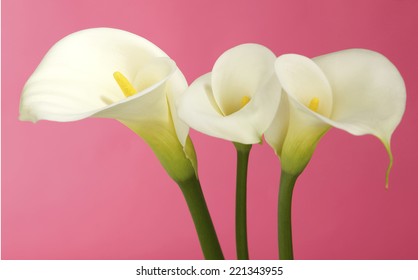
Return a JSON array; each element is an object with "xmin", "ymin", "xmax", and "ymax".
[
  {"xmin": 275, "ymin": 54, "xmax": 333, "ymax": 118},
  {"xmin": 166, "ymin": 70, "xmax": 190, "ymax": 147},
  {"xmin": 19, "ymin": 27, "xmax": 191, "ymax": 146},
  {"xmin": 266, "ymin": 54, "xmax": 333, "ymax": 173},
  {"xmin": 19, "ymin": 28, "xmax": 197, "ymax": 182},
  {"xmin": 314, "ymin": 49, "xmax": 406, "ymax": 186},
  {"xmin": 313, "ymin": 49, "xmax": 406, "ymax": 141},
  {"xmin": 19, "ymin": 28, "xmax": 168, "ymax": 123},
  {"xmin": 265, "ymin": 87, "xmax": 330, "ymax": 175},
  {"xmin": 211, "ymin": 44, "xmax": 277, "ymax": 116},
  {"xmin": 178, "ymin": 73, "xmax": 281, "ymax": 144},
  {"xmin": 94, "ymin": 57, "xmax": 175, "ymax": 123},
  {"xmin": 269, "ymin": 49, "xmax": 406, "ymax": 180},
  {"xmin": 164, "ymin": 68, "xmax": 197, "ymax": 175},
  {"xmin": 264, "ymin": 93, "xmax": 290, "ymax": 156}
]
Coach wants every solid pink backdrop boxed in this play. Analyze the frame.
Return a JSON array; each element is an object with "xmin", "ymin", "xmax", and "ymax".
[{"xmin": 2, "ymin": 0, "xmax": 418, "ymax": 259}]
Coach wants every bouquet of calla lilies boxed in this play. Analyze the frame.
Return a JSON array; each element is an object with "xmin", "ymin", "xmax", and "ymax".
[{"xmin": 20, "ymin": 28, "xmax": 406, "ymax": 260}]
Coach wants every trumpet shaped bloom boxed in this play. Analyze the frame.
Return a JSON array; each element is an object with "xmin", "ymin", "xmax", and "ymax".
[
  {"xmin": 265, "ymin": 49, "xmax": 406, "ymax": 185},
  {"xmin": 178, "ymin": 44, "xmax": 281, "ymax": 144},
  {"xmin": 20, "ymin": 28, "xmax": 197, "ymax": 183}
]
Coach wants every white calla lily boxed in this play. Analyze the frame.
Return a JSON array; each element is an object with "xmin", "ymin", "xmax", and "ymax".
[
  {"xmin": 178, "ymin": 43, "xmax": 281, "ymax": 259},
  {"xmin": 19, "ymin": 28, "xmax": 196, "ymax": 183},
  {"xmin": 178, "ymin": 43, "xmax": 281, "ymax": 144},
  {"xmin": 265, "ymin": 49, "xmax": 406, "ymax": 186}
]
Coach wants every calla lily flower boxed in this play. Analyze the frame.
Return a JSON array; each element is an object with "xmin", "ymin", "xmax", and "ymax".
[
  {"xmin": 178, "ymin": 43, "xmax": 281, "ymax": 259},
  {"xmin": 19, "ymin": 28, "xmax": 197, "ymax": 183},
  {"xmin": 178, "ymin": 43, "xmax": 281, "ymax": 144},
  {"xmin": 265, "ymin": 49, "xmax": 406, "ymax": 185},
  {"xmin": 19, "ymin": 28, "xmax": 226, "ymax": 259}
]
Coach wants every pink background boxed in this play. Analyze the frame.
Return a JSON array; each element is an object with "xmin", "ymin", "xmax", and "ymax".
[{"xmin": 2, "ymin": 0, "xmax": 418, "ymax": 260}]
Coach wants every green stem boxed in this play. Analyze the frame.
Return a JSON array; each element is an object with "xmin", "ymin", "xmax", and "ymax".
[
  {"xmin": 278, "ymin": 169, "xmax": 299, "ymax": 260},
  {"xmin": 234, "ymin": 142, "xmax": 252, "ymax": 260},
  {"xmin": 178, "ymin": 176, "xmax": 224, "ymax": 260}
]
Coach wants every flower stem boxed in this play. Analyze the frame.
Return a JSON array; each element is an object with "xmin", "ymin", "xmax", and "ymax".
[
  {"xmin": 178, "ymin": 176, "xmax": 224, "ymax": 260},
  {"xmin": 233, "ymin": 142, "xmax": 252, "ymax": 260},
  {"xmin": 278, "ymin": 169, "xmax": 299, "ymax": 260}
]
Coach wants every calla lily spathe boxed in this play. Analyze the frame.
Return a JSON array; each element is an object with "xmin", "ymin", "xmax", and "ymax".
[
  {"xmin": 178, "ymin": 44, "xmax": 281, "ymax": 144},
  {"xmin": 19, "ymin": 28, "xmax": 197, "ymax": 183},
  {"xmin": 178, "ymin": 43, "xmax": 281, "ymax": 260},
  {"xmin": 265, "ymin": 49, "xmax": 406, "ymax": 185}
]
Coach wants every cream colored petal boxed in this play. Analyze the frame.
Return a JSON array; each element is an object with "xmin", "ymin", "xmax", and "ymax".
[
  {"xmin": 19, "ymin": 28, "xmax": 168, "ymax": 123},
  {"xmin": 267, "ymin": 54, "xmax": 333, "ymax": 174},
  {"xmin": 275, "ymin": 54, "xmax": 333, "ymax": 118},
  {"xmin": 166, "ymin": 69, "xmax": 189, "ymax": 147},
  {"xmin": 178, "ymin": 73, "xmax": 281, "ymax": 144},
  {"xmin": 211, "ymin": 44, "xmax": 277, "ymax": 116},
  {"xmin": 95, "ymin": 57, "xmax": 175, "ymax": 123},
  {"xmin": 94, "ymin": 59, "xmax": 197, "ymax": 183},
  {"xmin": 313, "ymin": 49, "xmax": 406, "ymax": 141},
  {"xmin": 19, "ymin": 28, "xmax": 197, "ymax": 182},
  {"xmin": 279, "ymin": 101, "xmax": 331, "ymax": 175},
  {"xmin": 313, "ymin": 49, "xmax": 406, "ymax": 187},
  {"xmin": 165, "ymin": 69, "xmax": 199, "ymax": 175},
  {"xmin": 265, "ymin": 86, "xmax": 330, "ymax": 175},
  {"xmin": 270, "ymin": 49, "xmax": 406, "ymax": 181},
  {"xmin": 264, "ymin": 92, "xmax": 290, "ymax": 157}
]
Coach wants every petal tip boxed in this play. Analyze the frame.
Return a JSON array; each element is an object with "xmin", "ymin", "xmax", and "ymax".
[
  {"xmin": 19, "ymin": 111, "xmax": 39, "ymax": 123},
  {"xmin": 382, "ymin": 139, "xmax": 394, "ymax": 190}
]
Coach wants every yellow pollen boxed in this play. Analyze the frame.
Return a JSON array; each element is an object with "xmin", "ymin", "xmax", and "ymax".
[
  {"xmin": 308, "ymin": 97, "xmax": 320, "ymax": 112},
  {"xmin": 113, "ymin": 71, "xmax": 137, "ymax": 97},
  {"xmin": 240, "ymin": 96, "xmax": 251, "ymax": 108}
]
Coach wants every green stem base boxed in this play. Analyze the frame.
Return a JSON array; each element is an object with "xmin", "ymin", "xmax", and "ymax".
[
  {"xmin": 278, "ymin": 170, "xmax": 299, "ymax": 260},
  {"xmin": 234, "ymin": 142, "xmax": 252, "ymax": 260},
  {"xmin": 178, "ymin": 176, "xmax": 224, "ymax": 260}
]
